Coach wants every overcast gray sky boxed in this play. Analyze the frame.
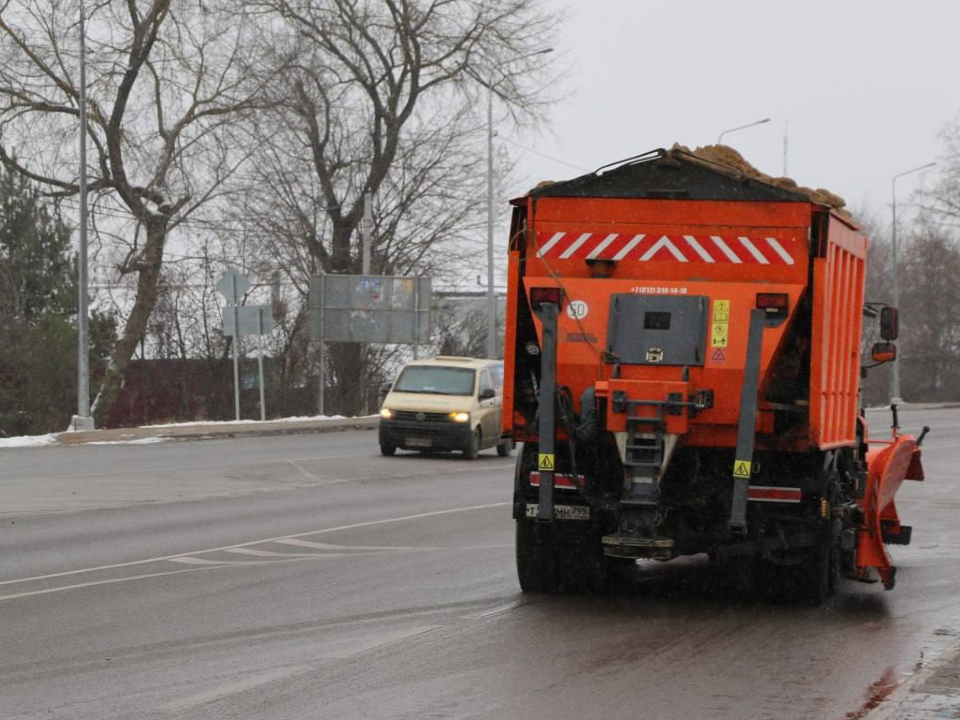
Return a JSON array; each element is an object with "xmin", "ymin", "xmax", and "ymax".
[{"xmin": 507, "ymin": 0, "xmax": 959, "ymax": 217}]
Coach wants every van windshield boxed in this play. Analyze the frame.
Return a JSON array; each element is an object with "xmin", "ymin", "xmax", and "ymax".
[{"xmin": 394, "ymin": 366, "xmax": 476, "ymax": 396}]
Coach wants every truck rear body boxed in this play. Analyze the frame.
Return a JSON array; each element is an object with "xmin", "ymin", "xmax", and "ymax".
[{"xmin": 504, "ymin": 149, "xmax": 924, "ymax": 599}]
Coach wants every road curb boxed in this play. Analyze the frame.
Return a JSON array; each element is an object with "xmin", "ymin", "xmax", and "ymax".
[
  {"xmin": 864, "ymin": 639, "xmax": 960, "ymax": 719},
  {"xmin": 56, "ymin": 416, "xmax": 379, "ymax": 446}
]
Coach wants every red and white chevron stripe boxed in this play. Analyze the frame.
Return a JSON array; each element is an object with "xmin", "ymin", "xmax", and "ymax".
[{"xmin": 534, "ymin": 232, "xmax": 797, "ymax": 265}]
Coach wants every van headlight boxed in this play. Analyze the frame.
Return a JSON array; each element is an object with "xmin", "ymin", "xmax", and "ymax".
[
  {"xmin": 380, "ymin": 408, "xmax": 393, "ymax": 419},
  {"xmin": 449, "ymin": 412, "xmax": 470, "ymax": 423}
]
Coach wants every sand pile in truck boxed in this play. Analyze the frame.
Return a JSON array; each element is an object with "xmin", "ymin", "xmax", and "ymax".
[
  {"xmin": 675, "ymin": 143, "xmax": 850, "ymax": 217},
  {"xmin": 531, "ymin": 144, "xmax": 852, "ymax": 219}
]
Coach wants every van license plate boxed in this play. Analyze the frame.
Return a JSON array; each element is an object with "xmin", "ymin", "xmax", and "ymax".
[
  {"xmin": 407, "ymin": 437, "xmax": 432, "ymax": 448},
  {"xmin": 525, "ymin": 504, "xmax": 589, "ymax": 521}
]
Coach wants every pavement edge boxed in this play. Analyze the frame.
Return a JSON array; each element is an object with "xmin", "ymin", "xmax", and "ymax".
[
  {"xmin": 864, "ymin": 638, "xmax": 960, "ymax": 719},
  {"xmin": 56, "ymin": 416, "xmax": 379, "ymax": 446}
]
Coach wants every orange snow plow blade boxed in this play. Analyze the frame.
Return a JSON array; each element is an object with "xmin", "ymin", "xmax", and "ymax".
[{"xmin": 857, "ymin": 434, "xmax": 924, "ymax": 589}]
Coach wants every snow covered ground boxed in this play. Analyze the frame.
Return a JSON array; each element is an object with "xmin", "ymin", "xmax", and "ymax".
[{"xmin": 0, "ymin": 434, "xmax": 59, "ymax": 449}]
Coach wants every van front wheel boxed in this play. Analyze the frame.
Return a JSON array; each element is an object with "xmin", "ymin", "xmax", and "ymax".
[{"xmin": 463, "ymin": 427, "xmax": 481, "ymax": 459}]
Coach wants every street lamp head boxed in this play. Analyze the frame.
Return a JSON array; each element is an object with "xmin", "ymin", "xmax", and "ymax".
[
  {"xmin": 894, "ymin": 162, "xmax": 937, "ymax": 184},
  {"xmin": 718, "ymin": 117, "xmax": 772, "ymax": 145}
]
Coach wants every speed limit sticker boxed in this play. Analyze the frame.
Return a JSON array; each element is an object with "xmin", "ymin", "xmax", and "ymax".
[{"xmin": 566, "ymin": 300, "xmax": 588, "ymax": 320}]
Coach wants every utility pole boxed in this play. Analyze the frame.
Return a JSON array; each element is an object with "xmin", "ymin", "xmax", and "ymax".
[
  {"xmin": 782, "ymin": 120, "xmax": 789, "ymax": 176},
  {"xmin": 362, "ymin": 191, "xmax": 373, "ymax": 275},
  {"xmin": 231, "ymin": 275, "xmax": 241, "ymax": 421},
  {"xmin": 72, "ymin": 0, "xmax": 94, "ymax": 431},
  {"xmin": 485, "ymin": 83, "xmax": 496, "ymax": 359},
  {"xmin": 484, "ymin": 47, "xmax": 553, "ymax": 361}
]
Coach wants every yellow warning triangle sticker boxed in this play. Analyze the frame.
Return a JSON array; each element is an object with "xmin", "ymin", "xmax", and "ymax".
[
  {"xmin": 733, "ymin": 460, "xmax": 752, "ymax": 479},
  {"xmin": 538, "ymin": 453, "xmax": 555, "ymax": 471}
]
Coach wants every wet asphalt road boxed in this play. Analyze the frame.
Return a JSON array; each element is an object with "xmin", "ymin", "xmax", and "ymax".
[{"xmin": 1, "ymin": 407, "xmax": 958, "ymax": 719}]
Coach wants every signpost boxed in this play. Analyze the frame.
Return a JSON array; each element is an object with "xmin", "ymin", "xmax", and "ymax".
[
  {"xmin": 218, "ymin": 269, "xmax": 272, "ymax": 422},
  {"xmin": 308, "ymin": 274, "xmax": 431, "ymax": 415}
]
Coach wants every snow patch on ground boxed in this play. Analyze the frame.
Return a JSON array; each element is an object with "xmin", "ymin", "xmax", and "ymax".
[{"xmin": 0, "ymin": 434, "xmax": 58, "ymax": 448}]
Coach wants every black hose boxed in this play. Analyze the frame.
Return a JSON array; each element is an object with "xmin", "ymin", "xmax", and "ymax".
[{"xmin": 556, "ymin": 385, "xmax": 618, "ymax": 512}]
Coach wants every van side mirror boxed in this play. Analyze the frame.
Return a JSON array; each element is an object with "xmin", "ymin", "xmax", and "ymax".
[
  {"xmin": 871, "ymin": 342, "xmax": 897, "ymax": 364},
  {"xmin": 479, "ymin": 387, "xmax": 496, "ymax": 400},
  {"xmin": 380, "ymin": 382, "xmax": 393, "ymax": 395},
  {"xmin": 880, "ymin": 307, "xmax": 899, "ymax": 341}
]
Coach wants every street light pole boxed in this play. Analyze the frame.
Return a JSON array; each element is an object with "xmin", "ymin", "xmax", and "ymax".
[
  {"xmin": 73, "ymin": 0, "xmax": 94, "ymax": 431},
  {"xmin": 485, "ymin": 82, "xmax": 496, "ymax": 359},
  {"xmin": 485, "ymin": 47, "xmax": 553, "ymax": 360},
  {"xmin": 890, "ymin": 161, "xmax": 936, "ymax": 404},
  {"xmin": 718, "ymin": 117, "xmax": 771, "ymax": 145}
]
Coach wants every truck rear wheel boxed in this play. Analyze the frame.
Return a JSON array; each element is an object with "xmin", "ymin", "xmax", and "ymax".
[
  {"xmin": 516, "ymin": 520, "xmax": 623, "ymax": 595},
  {"xmin": 516, "ymin": 520, "xmax": 559, "ymax": 593},
  {"xmin": 559, "ymin": 535, "xmax": 612, "ymax": 595},
  {"xmin": 802, "ymin": 535, "xmax": 840, "ymax": 605},
  {"xmin": 771, "ymin": 536, "xmax": 838, "ymax": 605}
]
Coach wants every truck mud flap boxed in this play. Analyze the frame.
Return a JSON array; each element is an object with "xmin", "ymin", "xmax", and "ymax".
[
  {"xmin": 534, "ymin": 298, "xmax": 558, "ymax": 522},
  {"xmin": 729, "ymin": 309, "xmax": 766, "ymax": 531}
]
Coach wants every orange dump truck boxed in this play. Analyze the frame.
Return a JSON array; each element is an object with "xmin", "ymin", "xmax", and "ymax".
[{"xmin": 503, "ymin": 148, "xmax": 927, "ymax": 601}]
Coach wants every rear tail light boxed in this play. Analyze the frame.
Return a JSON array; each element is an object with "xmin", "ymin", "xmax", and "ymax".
[
  {"xmin": 530, "ymin": 287, "xmax": 563, "ymax": 307},
  {"xmin": 756, "ymin": 293, "xmax": 788, "ymax": 317}
]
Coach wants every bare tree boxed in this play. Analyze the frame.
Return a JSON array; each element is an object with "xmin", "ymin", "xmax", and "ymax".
[
  {"xmin": 0, "ymin": 0, "xmax": 264, "ymax": 425},
  {"xmin": 919, "ymin": 113, "xmax": 960, "ymax": 229},
  {"xmin": 898, "ymin": 219, "xmax": 960, "ymax": 400},
  {"xmin": 243, "ymin": 0, "xmax": 561, "ymax": 414}
]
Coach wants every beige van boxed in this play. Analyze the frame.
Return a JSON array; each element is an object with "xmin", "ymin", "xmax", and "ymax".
[{"xmin": 378, "ymin": 356, "xmax": 513, "ymax": 459}]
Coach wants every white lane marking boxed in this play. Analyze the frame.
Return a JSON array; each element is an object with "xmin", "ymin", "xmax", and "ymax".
[
  {"xmin": 273, "ymin": 538, "xmax": 427, "ymax": 552},
  {"xmin": 1, "ymin": 545, "xmax": 516, "ymax": 603},
  {"xmin": 285, "ymin": 458, "xmax": 326, "ymax": 483},
  {"xmin": 765, "ymin": 237, "xmax": 795, "ymax": 264},
  {"xmin": 160, "ymin": 665, "xmax": 313, "ymax": 712},
  {"xmin": 462, "ymin": 598, "xmax": 531, "ymax": 620},
  {"xmin": 0, "ymin": 502, "xmax": 510, "ymax": 588},
  {"xmin": 738, "ymin": 236, "xmax": 769, "ymax": 264},
  {"xmin": 586, "ymin": 233, "xmax": 618, "ymax": 259},
  {"xmin": 274, "ymin": 538, "xmax": 358, "ymax": 550},
  {"xmin": 613, "ymin": 234, "xmax": 645, "ymax": 260},
  {"xmin": 168, "ymin": 557, "xmax": 249, "ymax": 565},
  {"xmin": 559, "ymin": 233, "xmax": 592, "ymax": 259},
  {"xmin": 0, "ymin": 561, "xmax": 286, "ymax": 602},
  {"xmin": 684, "ymin": 235, "xmax": 714, "ymax": 262},
  {"xmin": 224, "ymin": 547, "xmax": 320, "ymax": 558},
  {"xmin": 710, "ymin": 235, "xmax": 742, "ymax": 263},
  {"xmin": 640, "ymin": 236, "xmax": 687, "ymax": 262},
  {"xmin": 536, "ymin": 232, "xmax": 565, "ymax": 257}
]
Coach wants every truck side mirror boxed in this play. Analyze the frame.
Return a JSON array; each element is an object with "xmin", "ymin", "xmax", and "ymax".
[
  {"xmin": 880, "ymin": 307, "xmax": 899, "ymax": 341},
  {"xmin": 380, "ymin": 381, "xmax": 393, "ymax": 395},
  {"xmin": 871, "ymin": 342, "xmax": 897, "ymax": 364},
  {"xmin": 479, "ymin": 387, "xmax": 496, "ymax": 400}
]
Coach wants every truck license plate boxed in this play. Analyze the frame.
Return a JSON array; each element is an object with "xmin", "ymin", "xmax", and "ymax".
[
  {"xmin": 525, "ymin": 504, "xmax": 589, "ymax": 521},
  {"xmin": 407, "ymin": 437, "xmax": 432, "ymax": 448}
]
